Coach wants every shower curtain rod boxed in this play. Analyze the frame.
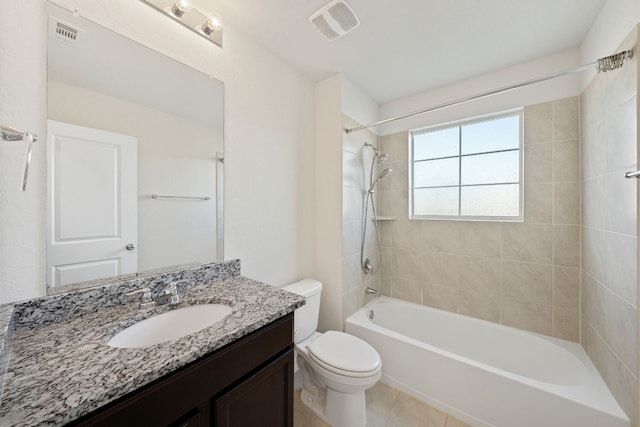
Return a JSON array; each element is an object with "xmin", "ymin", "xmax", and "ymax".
[{"xmin": 344, "ymin": 49, "xmax": 634, "ymax": 134}]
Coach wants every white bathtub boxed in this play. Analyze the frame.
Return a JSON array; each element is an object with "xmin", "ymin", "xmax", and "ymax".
[{"xmin": 345, "ymin": 297, "xmax": 629, "ymax": 427}]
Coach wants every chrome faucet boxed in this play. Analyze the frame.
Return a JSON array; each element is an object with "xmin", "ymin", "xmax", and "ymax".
[
  {"xmin": 126, "ymin": 280, "xmax": 188, "ymax": 309},
  {"xmin": 156, "ymin": 280, "xmax": 187, "ymax": 306},
  {"xmin": 125, "ymin": 287, "xmax": 156, "ymax": 309}
]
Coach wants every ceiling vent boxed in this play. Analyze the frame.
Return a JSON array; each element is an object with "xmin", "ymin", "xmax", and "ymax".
[
  {"xmin": 48, "ymin": 17, "xmax": 83, "ymax": 46},
  {"xmin": 308, "ymin": 0, "xmax": 360, "ymax": 41}
]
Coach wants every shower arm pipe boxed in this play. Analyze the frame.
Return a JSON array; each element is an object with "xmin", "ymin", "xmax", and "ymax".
[{"xmin": 344, "ymin": 50, "xmax": 633, "ymax": 134}]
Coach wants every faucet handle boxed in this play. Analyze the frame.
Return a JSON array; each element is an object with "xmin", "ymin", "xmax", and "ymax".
[
  {"xmin": 125, "ymin": 287, "xmax": 156, "ymax": 309},
  {"xmin": 125, "ymin": 287, "xmax": 150, "ymax": 296},
  {"xmin": 161, "ymin": 280, "xmax": 186, "ymax": 294},
  {"xmin": 154, "ymin": 280, "xmax": 187, "ymax": 306},
  {"xmin": 167, "ymin": 279, "xmax": 188, "ymax": 304},
  {"xmin": 169, "ymin": 279, "xmax": 189, "ymax": 288}
]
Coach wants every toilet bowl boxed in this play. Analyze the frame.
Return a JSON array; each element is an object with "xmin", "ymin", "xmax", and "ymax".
[{"xmin": 282, "ymin": 279, "xmax": 381, "ymax": 427}]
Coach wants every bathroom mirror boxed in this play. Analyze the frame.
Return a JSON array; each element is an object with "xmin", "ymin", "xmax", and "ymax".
[{"xmin": 46, "ymin": 3, "xmax": 224, "ymax": 291}]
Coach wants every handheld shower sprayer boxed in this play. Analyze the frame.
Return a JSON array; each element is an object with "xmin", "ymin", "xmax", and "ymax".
[{"xmin": 369, "ymin": 168, "xmax": 392, "ymax": 193}]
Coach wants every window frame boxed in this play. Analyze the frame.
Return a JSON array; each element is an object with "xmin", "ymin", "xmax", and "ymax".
[{"xmin": 409, "ymin": 109, "xmax": 524, "ymax": 222}]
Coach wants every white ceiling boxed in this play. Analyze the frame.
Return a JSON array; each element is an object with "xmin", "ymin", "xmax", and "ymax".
[{"xmin": 207, "ymin": 0, "xmax": 607, "ymax": 104}]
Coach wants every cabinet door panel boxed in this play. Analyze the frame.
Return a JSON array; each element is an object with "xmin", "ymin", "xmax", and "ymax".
[
  {"xmin": 215, "ymin": 350, "xmax": 293, "ymax": 427},
  {"xmin": 169, "ymin": 408, "xmax": 202, "ymax": 427}
]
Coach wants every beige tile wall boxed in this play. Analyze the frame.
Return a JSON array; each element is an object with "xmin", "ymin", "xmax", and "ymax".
[
  {"xmin": 581, "ymin": 27, "xmax": 638, "ymax": 425},
  {"xmin": 341, "ymin": 115, "xmax": 379, "ymax": 325},
  {"xmin": 377, "ymin": 96, "xmax": 581, "ymax": 342}
]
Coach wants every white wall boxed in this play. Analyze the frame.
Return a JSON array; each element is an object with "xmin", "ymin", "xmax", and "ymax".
[
  {"xmin": 0, "ymin": 0, "xmax": 47, "ymax": 303},
  {"xmin": 378, "ymin": 48, "xmax": 582, "ymax": 135},
  {"xmin": 342, "ymin": 77, "xmax": 380, "ymax": 131},
  {"xmin": 315, "ymin": 75, "xmax": 343, "ymax": 332},
  {"xmin": 48, "ymin": 80, "xmax": 221, "ymax": 272},
  {"xmin": 0, "ymin": 0, "xmax": 316, "ymax": 303}
]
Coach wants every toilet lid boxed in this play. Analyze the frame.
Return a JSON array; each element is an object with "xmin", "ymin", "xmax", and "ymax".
[{"xmin": 307, "ymin": 331, "xmax": 380, "ymax": 374}]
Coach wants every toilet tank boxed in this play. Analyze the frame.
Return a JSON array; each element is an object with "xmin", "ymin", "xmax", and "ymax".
[{"xmin": 282, "ymin": 279, "xmax": 322, "ymax": 343}]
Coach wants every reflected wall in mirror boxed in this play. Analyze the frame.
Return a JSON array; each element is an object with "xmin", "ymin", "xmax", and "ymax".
[{"xmin": 46, "ymin": 3, "xmax": 224, "ymax": 291}]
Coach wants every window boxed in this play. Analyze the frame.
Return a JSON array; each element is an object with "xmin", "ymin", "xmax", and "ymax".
[{"xmin": 410, "ymin": 110, "xmax": 523, "ymax": 220}]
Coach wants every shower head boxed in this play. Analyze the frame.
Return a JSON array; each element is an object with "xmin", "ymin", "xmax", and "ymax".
[
  {"xmin": 364, "ymin": 142, "xmax": 380, "ymax": 155},
  {"xmin": 368, "ymin": 168, "xmax": 392, "ymax": 192},
  {"xmin": 364, "ymin": 142, "xmax": 389, "ymax": 164}
]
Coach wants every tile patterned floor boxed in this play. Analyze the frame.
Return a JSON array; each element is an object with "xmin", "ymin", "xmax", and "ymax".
[{"xmin": 294, "ymin": 382, "xmax": 471, "ymax": 427}]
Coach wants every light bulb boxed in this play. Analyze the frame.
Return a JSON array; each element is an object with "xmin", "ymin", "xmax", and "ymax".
[
  {"xmin": 202, "ymin": 13, "xmax": 223, "ymax": 35},
  {"xmin": 171, "ymin": 0, "xmax": 192, "ymax": 18}
]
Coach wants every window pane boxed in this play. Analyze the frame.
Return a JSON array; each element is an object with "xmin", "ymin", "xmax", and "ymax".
[
  {"xmin": 414, "ymin": 187, "xmax": 459, "ymax": 216},
  {"xmin": 414, "ymin": 158, "xmax": 459, "ymax": 187},
  {"xmin": 461, "ymin": 184, "xmax": 520, "ymax": 217},
  {"xmin": 461, "ymin": 150, "xmax": 519, "ymax": 185},
  {"xmin": 410, "ymin": 110, "xmax": 522, "ymax": 220},
  {"xmin": 461, "ymin": 115, "xmax": 519, "ymax": 155},
  {"xmin": 413, "ymin": 127, "xmax": 459, "ymax": 160}
]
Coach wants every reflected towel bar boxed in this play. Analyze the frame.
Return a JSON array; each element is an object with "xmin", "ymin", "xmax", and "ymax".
[
  {"xmin": 151, "ymin": 194, "xmax": 211, "ymax": 201},
  {"xmin": 624, "ymin": 170, "xmax": 640, "ymax": 179}
]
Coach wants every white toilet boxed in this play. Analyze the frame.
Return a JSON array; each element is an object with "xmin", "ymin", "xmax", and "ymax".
[{"xmin": 283, "ymin": 279, "xmax": 381, "ymax": 427}]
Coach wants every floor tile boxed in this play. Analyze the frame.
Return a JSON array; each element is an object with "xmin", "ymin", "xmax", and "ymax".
[{"xmin": 294, "ymin": 382, "xmax": 470, "ymax": 427}]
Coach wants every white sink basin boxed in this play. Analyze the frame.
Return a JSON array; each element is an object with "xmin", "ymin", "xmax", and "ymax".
[{"xmin": 107, "ymin": 304, "xmax": 233, "ymax": 348}]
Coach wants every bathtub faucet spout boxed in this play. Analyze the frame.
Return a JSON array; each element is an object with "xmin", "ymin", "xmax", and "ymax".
[{"xmin": 365, "ymin": 287, "xmax": 379, "ymax": 297}]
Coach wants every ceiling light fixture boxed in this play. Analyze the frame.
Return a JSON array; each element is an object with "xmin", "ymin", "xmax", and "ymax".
[{"xmin": 139, "ymin": 0, "xmax": 223, "ymax": 47}]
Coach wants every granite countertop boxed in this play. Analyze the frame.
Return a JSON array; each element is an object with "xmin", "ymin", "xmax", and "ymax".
[{"xmin": 0, "ymin": 262, "xmax": 304, "ymax": 426}]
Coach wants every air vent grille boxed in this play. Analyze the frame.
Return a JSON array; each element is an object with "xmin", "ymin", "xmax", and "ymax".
[
  {"xmin": 48, "ymin": 17, "xmax": 83, "ymax": 46},
  {"xmin": 311, "ymin": 15, "xmax": 340, "ymax": 40},
  {"xmin": 56, "ymin": 22, "xmax": 78, "ymax": 42},
  {"xmin": 308, "ymin": 0, "xmax": 360, "ymax": 41},
  {"xmin": 328, "ymin": 2, "xmax": 358, "ymax": 33}
]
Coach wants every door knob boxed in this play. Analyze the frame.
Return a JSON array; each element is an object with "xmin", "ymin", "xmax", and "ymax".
[{"xmin": 126, "ymin": 243, "xmax": 135, "ymax": 251}]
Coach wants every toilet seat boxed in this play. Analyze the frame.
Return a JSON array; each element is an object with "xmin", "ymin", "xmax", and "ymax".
[{"xmin": 307, "ymin": 331, "xmax": 381, "ymax": 378}]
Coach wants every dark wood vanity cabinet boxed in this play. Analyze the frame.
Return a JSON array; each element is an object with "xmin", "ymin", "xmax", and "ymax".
[
  {"xmin": 214, "ymin": 350, "xmax": 292, "ymax": 426},
  {"xmin": 72, "ymin": 314, "xmax": 294, "ymax": 427}
]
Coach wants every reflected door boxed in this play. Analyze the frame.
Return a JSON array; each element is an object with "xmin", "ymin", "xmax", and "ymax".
[{"xmin": 46, "ymin": 120, "xmax": 138, "ymax": 287}]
